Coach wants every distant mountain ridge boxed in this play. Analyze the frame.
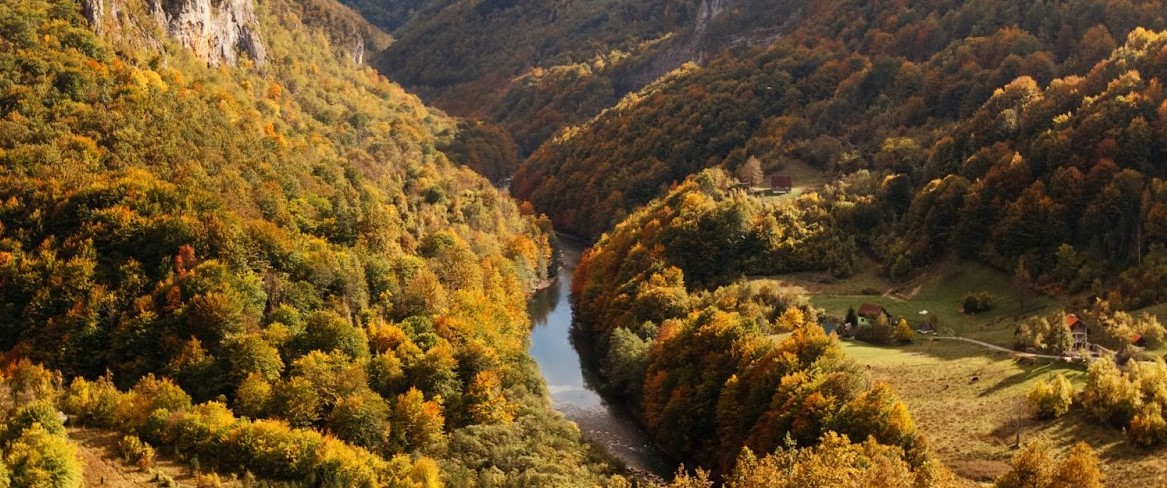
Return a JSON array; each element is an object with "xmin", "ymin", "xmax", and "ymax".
[{"xmin": 351, "ymin": 0, "xmax": 804, "ymax": 155}]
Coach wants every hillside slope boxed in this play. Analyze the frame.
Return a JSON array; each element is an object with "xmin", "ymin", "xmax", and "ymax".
[
  {"xmin": 364, "ymin": 0, "xmax": 805, "ymax": 155},
  {"xmin": 511, "ymin": 0, "xmax": 1166, "ymax": 248},
  {"xmin": 0, "ymin": 0, "xmax": 622, "ymax": 484}
]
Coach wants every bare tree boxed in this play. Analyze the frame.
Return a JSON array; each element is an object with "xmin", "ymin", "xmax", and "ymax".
[
  {"xmin": 737, "ymin": 156, "xmax": 764, "ymax": 187},
  {"xmin": 1014, "ymin": 257, "xmax": 1032, "ymax": 314}
]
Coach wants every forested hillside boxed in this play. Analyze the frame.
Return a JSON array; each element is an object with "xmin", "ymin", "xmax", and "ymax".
[
  {"xmin": 891, "ymin": 28, "xmax": 1167, "ymax": 308},
  {"xmin": 0, "ymin": 0, "xmax": 625, "ymax": 484},
  {"xmin": 359, "ymin": 0, "xmax": 805, "ymax": 157},
  {"xmin": 512, "ymin": 0, "xmax": 1167, "ymax": 246},
  {"xmin": 571, "ymin": 169, "xmax": 951, "ymax": 482}
]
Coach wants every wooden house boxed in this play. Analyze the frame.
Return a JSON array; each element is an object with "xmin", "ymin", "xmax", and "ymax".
[
  {"xmin": 857, "ymin": 303, "xmax": 891, "ymax": 326},
  {"xmin": 770, "ymin": 175, "xmax": 793, "ymax": 193},
  {"xmin": 915, "ymin": 320, "xmax": 937, "ymax": 335},
  {"xmin": 1067, "ymin": 313, "xmax": 1089, "ymax": 349}
]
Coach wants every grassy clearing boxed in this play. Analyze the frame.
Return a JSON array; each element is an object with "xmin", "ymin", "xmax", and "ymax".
[
  {"xmin": 1138, "ymin": 302, "xmax": 1167, "ymax": 322},
  {"xmin": 843, "ymin": 340, "xmax": 1167, "ymax": 486},
  {"xmin": 1134, "ymin": 302, "xmax": 1167, "ymax": 356},
  {"xmin": 764, "ymin": 255, "xmax": 1167, "ymax": 484},
  {"xmin": 70, "ymin": 427, "xmax": 236, "ymax": 487},
  {"xmin": 810, "ymin": 260, "xmax": 1057, "ymax": 347},
  {"xmin": 754, "ymin": 160, "xmax": 833, "ymax": 202}
]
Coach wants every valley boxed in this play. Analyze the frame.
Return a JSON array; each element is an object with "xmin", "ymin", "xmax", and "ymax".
[
  {"xmin": 527, "ymin": 237, "xmax": 672, "ymax": 480},
  {"xmin": 5, "ymin": 0, "xmax": 1167, "ymax": 486}
]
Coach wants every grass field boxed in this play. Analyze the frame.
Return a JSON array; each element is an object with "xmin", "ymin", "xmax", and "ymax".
[
  {"xmin": 759, "ymin": 255, "xmax": 1167, "ymax": 485},
  {"xmin": 811, "ymin": 260, "xmax": 1057, "ymax": 346},
  {"xmin": 751, "ymin": 160, "xmax": 833, "ymax": 202},
  {"xmin": 1137, "ymin": 302, "xmax": 1167, "ymax": 325},
  {"xmin": 843, "ymin": 340, "xmax": 1167, "ymax": 486}
]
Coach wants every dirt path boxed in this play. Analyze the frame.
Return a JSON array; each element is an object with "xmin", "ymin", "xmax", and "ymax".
[
  {"xmin": 930, "ymin": 336, "xmax": 1066, "ymax": 360},
  {"xmin": 68, "ymin": 427, "xmax": 231, "ymax": 487}
]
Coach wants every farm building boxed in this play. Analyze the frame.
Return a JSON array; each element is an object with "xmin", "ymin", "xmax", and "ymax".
[
  {"xmin": 916, "ymin": 320, "xmax": 937, "ymax": 335},
  {"xmin": 1067, "ymin": 313, "xmax": 1089, "ymax": 349},
  {"xmin": 770, "ymin": 174, "xmax": 792, "ymax": 193},
  {"xmin": 857, "ymin": 303, "xmax": 891, "ymax": 326}
]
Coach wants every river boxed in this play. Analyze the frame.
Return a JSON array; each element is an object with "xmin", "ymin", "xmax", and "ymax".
[{"xmin": 527, "ymin": 237, "xmax": 674, "ymax": 478}]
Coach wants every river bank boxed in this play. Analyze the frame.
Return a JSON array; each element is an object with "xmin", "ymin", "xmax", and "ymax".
[{"xmin": 527, "ymin": 236, "xmax": 674, "ymax": 480}]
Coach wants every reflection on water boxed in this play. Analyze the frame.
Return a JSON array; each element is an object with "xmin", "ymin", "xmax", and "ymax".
[{"xmin": 528, "ymin": 237, "xmax": 673, "ymax": 477}]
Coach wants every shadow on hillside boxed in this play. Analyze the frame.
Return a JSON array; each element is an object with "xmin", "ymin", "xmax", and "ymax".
[{"xmin": 977, "ymin": 360, "xmax": 1061, "ymax": 398}]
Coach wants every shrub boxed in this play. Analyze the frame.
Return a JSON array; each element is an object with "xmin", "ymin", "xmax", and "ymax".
[
  {"xmin": 859, "ymin": 314, "xmax": 894, "ymax": 344},
  {"xmin": 1015, "ymin": 313, "xmax": 1074, "ymax": 354},
  {"xmin": 194, "ymin": 472, "xmax": 224, "ymax": 488},
  {"xmin": 996, "ymin": 441, "xmax": 1103, "ymax": 488},
  {"xmin": 61, "ymin": 376, "xmax": 122, "ymax": 427},
  {"xmin": 962, "ymin": 292, "xmax": 994, "ymax": 314},
  {"xmin": 1027, "ymin": 374, "xmax": 1074, "ymax": 419},
  {"xmin": 1081, "ymin": 358, "xmax": 1141, "ymax": 427},
  {"xmin": 3, "ymin": 423, "xmax": 82, "ymax": 488},
  {"xmin": 893, "ymin": 319, "xmax": 915, "ymax": 344},
  {"xmin": 1129, "ymin": 404, "xmax": 1167, "ymax": 447},
  {"xmin": 116, "ymin": 435, "xmax": 155, "ymax": 469}
]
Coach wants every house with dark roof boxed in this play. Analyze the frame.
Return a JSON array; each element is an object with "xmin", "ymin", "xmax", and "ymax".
[
  {"xmin": 916, "ymin": 320, "xmax": 937, "ymax": 335},
  {"xmin": 857, "ymin": 303, "xmax": 891, "ymax": 326},
  {"xmin": 770, "ymin": 175, "xmax": 793, "ymax": 193}
]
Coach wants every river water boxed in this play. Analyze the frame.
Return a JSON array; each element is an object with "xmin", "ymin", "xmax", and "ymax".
[{"xmin": 527, "ymin": 237, "xmax": 673, "ymax": 478}]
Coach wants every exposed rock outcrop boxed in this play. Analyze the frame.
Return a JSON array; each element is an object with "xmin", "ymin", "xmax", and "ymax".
[
  {"xmin": 696, "ymin": 0, "xmax": 728, "ymax": 34},
  {"xmin": 82, "ymin": 0, "xmax": 266, "ymax": 68},
  {"xmin": 291, "ymin": 0, "xmax": 392, "ymax": 66}
]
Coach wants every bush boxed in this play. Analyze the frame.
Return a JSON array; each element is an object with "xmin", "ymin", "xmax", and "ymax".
[
  {"xmin": 995, "ymin": 441, "xmax": 1103, "ymax": 488},
  {"xmin": 2, "ymin": 402, "xmax": 65, "ymax": 443},
  {"xmin": 1015, "ymin": 313, "xmax": 1074, "ymax": 354},
  {"xmin": 1027, "ymin": 374, "xmax": 1074, "ymax": 419},
  {"xmin": 893, "ymin": 319, "xmax": 915, "ymax": 344},
  {"xmin": 116, "ymin": 435, "xmax": 155, "ymax": 469},
  {"xmin": 859, "ymin": 314, "xmax": 894, "ymax": 344},
  {"xmin": 195, "ymin": 472, "xmax": 224, "ymax": 488},
  {"xmin": 3, "ymin": 423, "xmax": 82, "ymax": 488},
  {"xmin": 1129, "ymin": 404, "xmax": 1167, "ymax": 447},
  {"xmin": 962, "ymin": 292, "xmax": 994, "ymax": 314}
]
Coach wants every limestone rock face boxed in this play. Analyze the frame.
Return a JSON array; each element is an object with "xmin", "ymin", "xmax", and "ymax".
[
  {"xmin": 149, "ymin": 0, "xmax": 266, "ymax": 67},
  {"xmin": 696, "ymin": 0, "xmax": 728, "ymax": 34},
  {"xmin": 82, "ymin": 0, "xmax": 267, "ymax": 68}
]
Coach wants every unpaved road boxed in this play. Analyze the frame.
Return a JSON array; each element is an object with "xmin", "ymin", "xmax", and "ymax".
[{"xmin": 930, "ymin": 336, "xmax": 1066, "ymax": 360}]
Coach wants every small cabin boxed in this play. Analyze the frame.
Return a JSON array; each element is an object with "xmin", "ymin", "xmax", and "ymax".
[
  {"xmin": 857, "ymin": 303, "xmax": 891, "ymax": 326},
  {"xmin": 1067, "ymin": 314, "xmax": 1089, "ymax": 349},
  {"xmin": 916, "ymin": 320, "xmax": 937, "ymax": 335},
  {"xmin": 770, "ymin": 175, "xmax": 793, "ymax": 193}
]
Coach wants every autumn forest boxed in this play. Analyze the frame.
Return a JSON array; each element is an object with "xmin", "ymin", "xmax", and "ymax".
[{"xmin": 2, "ymin": 0, "xmax": 1167, "ymax": 486}]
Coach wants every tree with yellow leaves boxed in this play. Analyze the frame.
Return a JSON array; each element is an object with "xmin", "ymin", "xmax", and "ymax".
[
  {"xmin": 894, "ymin": 318, "xmax": 915, "ymax": 344},
  {"xmin": 392, "ymin": 388, "xmax": 446, "ymax": 454},
  {"xmin": 996, "ymin": 441, "xmax": 1103, "ymax": 488},
  {"xmin": 466, "ymin": 371, "xmax": 514, "ymax": 425}
]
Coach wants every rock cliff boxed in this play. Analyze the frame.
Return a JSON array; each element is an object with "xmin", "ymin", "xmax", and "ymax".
[
  {"xmin": 695, "ymin": 0, "xmax": 727, "ymax": 34},
  {"xmin": 82, "ymin": 0, "xmax": 267, "ymax": 67}
]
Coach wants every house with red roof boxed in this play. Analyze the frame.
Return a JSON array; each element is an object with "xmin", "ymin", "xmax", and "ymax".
[
  {"xmin": 857, "ymin": 303, "xmax": 891, "ymax": 327},
  {"xmin": 1067, "ymin": 313, "xmax": 1089, "ymax": 349}
]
